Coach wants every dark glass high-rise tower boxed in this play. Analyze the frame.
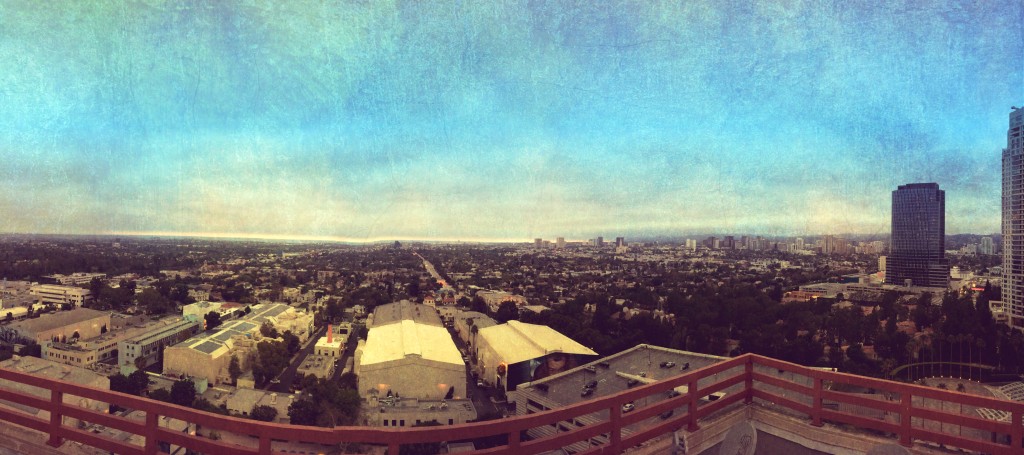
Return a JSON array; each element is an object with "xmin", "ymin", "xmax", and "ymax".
[
  {"xmin": 886, "ymin": 183, "xmax": 949, "ymax": 288},
  {"xmin": 1003, "ymin": 107, "xmax": 1024, "ymax": 329}
]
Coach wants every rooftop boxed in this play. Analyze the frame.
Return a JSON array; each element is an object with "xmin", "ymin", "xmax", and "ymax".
[
  {"xmin": 372, "ymin": 300, "xmax": 443, "ymax": 327},
  {"xmin": 10, "ymin": 308, "xmax": 108, "ymax": 334},
  {"xmin": 477, "ymin": 320, "xmax": 597, "ymax": 365},
  {"xmin": 361, "ymin": 320, "xmax": 462, "ymax": 366}
]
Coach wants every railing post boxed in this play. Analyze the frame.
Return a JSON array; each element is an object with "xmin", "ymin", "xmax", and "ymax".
[
  {"xmin": 811, "ymin": 376, "xmax": 823, "ymax": 427},
  {"xmin": 145, "ymin": 410, "xmax": 159, "ymax": 455},
  {"xmin": 609, "ymin": 400, "xmax": 622, "ymax": 452},
  {"xmin": 46, "ymin": 387, "xmax": 63, "ymax": 447},
  {"xmin": 744, "ymin": 356, "xmax": 754, "ymax": 404},
  {"xmin": 1013, "ymin": 407, "xmax": 1024, "ymax": 451},
  {"xmin": 900, "ymin": 390, "xmax": 913, "ymax": 447},
  {"xmin": 508, "ymin": 429, "xmax": 520, "ymax": 451},
  {"xmin": 260, "ymin": 433, "xmax": 273, "ymax": 455},
  {"xmin": 687, "ymin": 377, "xmax": 700, "ymax": 432}
]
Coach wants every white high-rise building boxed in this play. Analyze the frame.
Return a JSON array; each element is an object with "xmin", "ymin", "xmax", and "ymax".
[
  {"xmin": 1002, "ymin": 107, "xmax": 1024, "ymax": 329},
  {"xmin": 981, "ymin": 236, "xmax": 994, "ymax": 255}
]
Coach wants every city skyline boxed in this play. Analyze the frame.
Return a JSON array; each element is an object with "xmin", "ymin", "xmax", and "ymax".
[{"xmin": 1, "ymin": 2, "xmax": 1022, "ymax": 241}]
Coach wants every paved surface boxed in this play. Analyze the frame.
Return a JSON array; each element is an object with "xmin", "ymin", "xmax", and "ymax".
[
  {"xmin": 446, "ymin": 325, "xmax": 501, "ymax": 419},
  {"xmin": 269, "ymin": 325, "xmax": 326, "ymax": 393}
]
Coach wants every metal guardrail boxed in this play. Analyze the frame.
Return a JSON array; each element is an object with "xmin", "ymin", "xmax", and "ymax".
[{"xmin": 0, "ymin": 353, "xmax": 1021, "ymax": 454}]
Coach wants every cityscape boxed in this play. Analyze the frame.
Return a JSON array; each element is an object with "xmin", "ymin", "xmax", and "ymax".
[{"xmin": 1, "ymin": 2, "xmax": 1024, "ymax": 455}]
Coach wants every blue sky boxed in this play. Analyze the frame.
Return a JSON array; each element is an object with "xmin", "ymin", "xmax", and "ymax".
[{"xmin": 1, "ymin": 1, "xmax": 1021, "ymax": 241}]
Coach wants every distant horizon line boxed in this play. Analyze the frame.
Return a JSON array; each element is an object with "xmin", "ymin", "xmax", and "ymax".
[{"xmin": 0, "ymin": 230, "xmax": 1004, "ymax": 245}]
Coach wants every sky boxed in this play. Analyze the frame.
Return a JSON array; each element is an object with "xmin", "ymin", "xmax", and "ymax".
[{"xmin": 1, "ymin": 1, "xmax": 1022, "ymax": 242}]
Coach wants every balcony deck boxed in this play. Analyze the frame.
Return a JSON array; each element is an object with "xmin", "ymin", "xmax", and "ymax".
[{"xmin": 0, "ymin": 353, "xmax": 1020, "ymax": 454}]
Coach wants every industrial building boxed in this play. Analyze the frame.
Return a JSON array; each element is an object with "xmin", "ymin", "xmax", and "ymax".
[
  {"xmin": 475, "ymin": 320, "xmax": 597, "ymax": 392},
  {"xmin": 10, "ymin": 308, "xmax": 110, "ymax": 344}
]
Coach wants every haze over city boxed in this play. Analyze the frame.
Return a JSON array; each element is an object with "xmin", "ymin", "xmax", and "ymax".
[{"xmin": 1, "ymin": 2, "xmax": 1022, "ymax": 241}]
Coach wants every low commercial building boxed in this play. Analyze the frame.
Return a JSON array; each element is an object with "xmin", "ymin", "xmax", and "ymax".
[
  {"xmin": 44, "ymin": 273, "xmax": 106, "ymax": 285},
  {"xmin": 475, "ymin": 290, "xmax": 528, "ymax": 313},
  {"xmin": 296, "ymin": 354, "xmax": 334, "ymax": 380},
  {"xmin": 225, "ymin": 389, "xmax": 293, "ymax": 423},
  {"xmin": 10, "ymin": 308, "xmax": 110, "ymax": 344},
  {"xmin": 314, "ymin": 325, "xmax": 345, "ymax": 359},
  {"xmin": 118, "ymin": 315, "xmax": 202, "ymax": 370},
  {"xmin": 182, "ymin": 301, "xmax": 237, "ymax": 322},
  {"xmin": 30, "ymin": 284, "xmax": 92, "ymax": 307},
  {"xmin": 42, "ymin": 315, "xmax": 199, "ymax": 370},
  {"xmin": 368, "ymin": 397, "xmax": 477, "ymax": 428},
  {"xmin": 476, "ymin": 320, "xmax": 597, "ymax": 392}
]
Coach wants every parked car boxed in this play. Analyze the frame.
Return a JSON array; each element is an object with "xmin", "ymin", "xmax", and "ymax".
[
  {"xmin": 659, "ymin": 361, "xmax": 676, "ymax": 368},
  {"xmin": 585, "ymin": 380, "xmax": 598, "ymax": 389},
  {"xmin": 580, "ymin": 387, "xmax": 594, "ymax": 397},
  {"xmin": 621, "ymin": 403, "xmax": 635, "ymax": 413}
]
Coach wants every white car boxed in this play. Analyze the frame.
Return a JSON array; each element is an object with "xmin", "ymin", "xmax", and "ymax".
[{"xmin": 621, "ymin": 403, "xmax": 635, "ymax": 413}]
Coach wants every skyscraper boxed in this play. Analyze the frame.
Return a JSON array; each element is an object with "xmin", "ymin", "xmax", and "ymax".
[
  {"xmin": 981, "ymin": 236, "xmax": 994, "ymax": 255},
  {"xmin": 885, "ymin": 183, "xmax": 949, "ymax": 288},
  {"xmin": 1003, "ymin": 107, "xmax": 1024, "ymax": 329}
]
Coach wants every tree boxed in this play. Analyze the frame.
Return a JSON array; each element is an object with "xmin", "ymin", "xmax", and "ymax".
[
  {"xmin": 254, "ymin": 339, "xmax": 290, "ymax": 385},
  {"xmin": 250, "ymin": 405, "xmax": 278, "ymax": 422},
  {"xmin": 260, "ymin": 322, "xmax": 279, "ymax": 339},
  {"xmin": 228, "ymin": 355, "xmax": 242, "ymax": 385},
  {"xmin": 494, "ymin": 301, "xmax": 519, "ymax": 323},
  {"xmin": 282, "ymin": 331, "xmax": 300, "ymax": 356},
  {"xmin": 170, "ymin": 378, "xmax": 196, "ymax": 407},
  {"xmin": 204, "ymin": 311, "xmax": 222, "ymax": 331},
  {"xmin": 136, "ymin": 287, "xmax": 172, "ymax": 315},
  {"xmin": 288, "ymin": 398, "xmax": 320, "ymax": 426},
  {"xmin": 148, "ymin": 388, "xmax": 172, "ymax": 403}
]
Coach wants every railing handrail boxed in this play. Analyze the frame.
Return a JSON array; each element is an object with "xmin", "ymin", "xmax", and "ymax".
[{"xmin": 0, "ymin": 353, "xmax": 1021, "ymax": 454}]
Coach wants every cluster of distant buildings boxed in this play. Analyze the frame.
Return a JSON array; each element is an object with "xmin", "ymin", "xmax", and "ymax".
[{"xmin": 533, "ymin": 236, "xmax": 630, "ymax": 252}]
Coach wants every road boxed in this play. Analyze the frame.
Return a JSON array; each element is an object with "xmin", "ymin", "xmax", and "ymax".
[
  {"xmin": 446, "ymin": 325, "xmax": 501, "ymax": 420},
  {"xmin": 413, "ymin": 252, "xmax": 445, "ymax": 283},
  {"xmin": 268, "ymin": 325, "xmax": 326, "ymax": 393}
]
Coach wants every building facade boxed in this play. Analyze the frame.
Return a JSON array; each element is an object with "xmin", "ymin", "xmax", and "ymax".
[
  {"xmin": 118, "ymin": 315, "xmax": 202, "ymax": 370},
  {"xmin": 30, "ymin": 284, "xmax": 92, "ymax": 307},
  {"xmin": 885, "ymin": 183, "xmax": 949, "ymax": 288},
  {"xmin": 1004, "ymin": 107, "xmax": 1024, "ymax": 329}
]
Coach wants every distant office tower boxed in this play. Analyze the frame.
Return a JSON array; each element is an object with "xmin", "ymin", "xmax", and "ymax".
[
  {"xmin": 879, "ymin": 256, "xmax": 887, "ymax": 274},
  {"xmin": 615, "ymin": 237, "xmax": 625, "ymax": 247},
  {"xmin": 685, "ymin": 239, "xmax": 697, "ymax": 251},
  {"xmin": 981, "ymin": 236, "xmax": 994, "ymax": 255},
  {"xmin": 822, "ymin": 235, "xmax": 837, "ymax": 254},
  {"xmin": 795, "ymin": 237, "xmax": 805, "ymax": 251},
  {"xmin": 556, "ymin": 237, "xmax": 565, "ymax": 249},
  {"xmin": 596, "ymin": 236, "xmax": 604, "ymax": 247},
  {"xmin": 885, "ymin": 183, "xmax": 949, "ymax": 288},
  {"xmin": 722, "ymin": 236, "xmax": 735, "ymax": 249},
  {"xmin": 534, "ymin": 238, "xmax": 543, "ymax": 248},
  {"xmin": 1003, "ymin": 107, "xmax": 1024, "ymax": 328}
]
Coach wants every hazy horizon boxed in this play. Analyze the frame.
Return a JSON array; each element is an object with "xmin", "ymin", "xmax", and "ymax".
[{"xmin": 2, "ymin": 2, "xmax": 1021, "ymax": 241}]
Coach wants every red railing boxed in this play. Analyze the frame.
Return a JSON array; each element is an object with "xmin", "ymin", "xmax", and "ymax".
[{"xmin": 0, "ymin": 353, "xmax": 1021, "ymax": 454}]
